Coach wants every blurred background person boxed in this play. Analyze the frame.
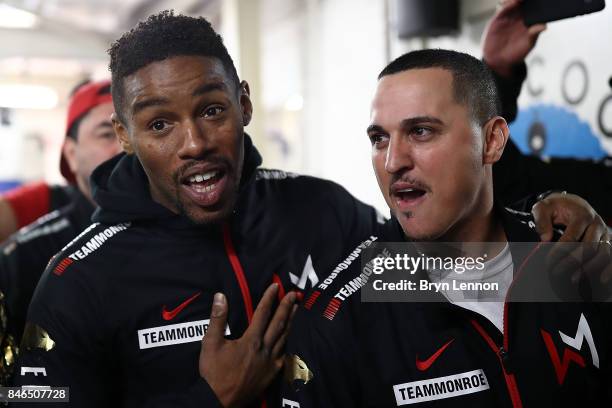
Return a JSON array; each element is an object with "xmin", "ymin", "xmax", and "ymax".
[
  {"xmin": 0, "ymin": 79, "xmax": 109, "ymax": 242},
  {"xmin": 0, "ymin": 79, "xmax": 119, "ymax": 383}
]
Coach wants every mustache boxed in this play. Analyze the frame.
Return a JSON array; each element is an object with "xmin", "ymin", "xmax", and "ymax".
[
  {"xmin": 173, "ymin": 157, "xmax": 234, "ymax": 183},
  {"xmin": 388, "ymin": 175, "xmax": 430, "ymax": 194}
]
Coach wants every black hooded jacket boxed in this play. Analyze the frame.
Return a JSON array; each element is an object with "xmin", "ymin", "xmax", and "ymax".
[
  {"xmin": 281, "ymin": 208, "xmax": 612, "ymax": 407},
  {"xmin": 12, "ymin": 136, "xmax": 382, "ymax": 407}
]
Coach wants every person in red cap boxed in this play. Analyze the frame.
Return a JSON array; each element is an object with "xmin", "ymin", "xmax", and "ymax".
[
  {"xmin": 0, "ymin": 79, "xmax": 121, "ymax": 384},
  {"xmin": 60, "ymin": 79, "xmax": 117, "ymax": 202},
  {"xmin": 0, "ymin": 80, "xmax": 118, "ymax": 242}
]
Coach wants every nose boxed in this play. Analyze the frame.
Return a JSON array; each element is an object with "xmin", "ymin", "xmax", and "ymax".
[
  {"xmin": 177, "ymin": 119, "xmax": 211, "ymax": 159},
  {"xmin": 384, "ymin": 134, "xmax": 414, "ymax": 175}
]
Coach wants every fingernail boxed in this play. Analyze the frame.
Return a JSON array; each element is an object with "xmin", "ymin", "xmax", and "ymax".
[
  {"xmin": 212, "ymin": 293, "xmax": 226, "ymax": 317},
  {"xmin": 270, "ymin": 283, "xmax": 279, "ymax": 291},
  {"xmin": 213, "ymin": 293, "xmax": 225, "ymax": 306},
  {"xmin": 295, "ymin": 291, "xmax": 304, "ymax": 302}
]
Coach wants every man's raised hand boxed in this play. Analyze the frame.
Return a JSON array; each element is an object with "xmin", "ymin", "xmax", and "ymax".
[{"xmin": 200, "ymin": 284, "xmax": 298, "ymax": 407}]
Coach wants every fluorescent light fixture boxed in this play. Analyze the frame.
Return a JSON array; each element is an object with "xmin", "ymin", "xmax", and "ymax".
[
  {"xmin": 284, "ymin": 94, "xmax": 304, "ymax": 111},
  {"xmin": 0, "ymin": 84, "xmax": 58, "ymax": 109},
  {"xmin": 0, "ymin": 4, "xmax": 39, "ymax": 29}
]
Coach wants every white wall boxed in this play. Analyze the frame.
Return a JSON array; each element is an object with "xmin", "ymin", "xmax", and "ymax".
[{"xmin": 261, "ymin": 0, "xmax": 390, "ymax": 213}]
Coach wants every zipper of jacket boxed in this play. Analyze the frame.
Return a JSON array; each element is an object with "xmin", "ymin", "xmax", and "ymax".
[
  {"xmin": 222, "ymin": 223, "xmax": 255, "ymax": 321},
  {"xmin": 470, "ymin": 319, "xmax": 522, "ymax": 408},
  {"xmin": 470, "ymin": 242, "xmax": 543, "ymax": 408},
  {"xmin": 222, "ymin": 223, "xmax": 269, "ymax": 408}
]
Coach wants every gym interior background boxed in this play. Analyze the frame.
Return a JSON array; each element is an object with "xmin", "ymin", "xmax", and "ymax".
[{"xmin": 0, "ymin": 0, "xmax": 610, "ymax": 213}]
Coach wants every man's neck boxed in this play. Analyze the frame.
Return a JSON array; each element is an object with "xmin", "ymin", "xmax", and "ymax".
[{"xmin": 434, "ymin": 191, "xmax": 507, "ymax": 260}]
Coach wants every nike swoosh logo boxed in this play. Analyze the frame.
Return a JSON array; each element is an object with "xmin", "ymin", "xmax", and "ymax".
[
  {"xmin": 162, "ymin": 292, "xmax": 202, "ymax": 321},
  {"xmin": 416, "ymin": 339, "xmax": 454, "ymax": 371}
]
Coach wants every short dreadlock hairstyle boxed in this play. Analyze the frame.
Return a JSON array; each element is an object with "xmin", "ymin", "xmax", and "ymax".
[
  {"xmin": 379, "ymin": 49, "xmax": 501, "ymax": 126},
  {"xmin": 108, "ymin": 10, "xmax": 240, "ymax": 123}
]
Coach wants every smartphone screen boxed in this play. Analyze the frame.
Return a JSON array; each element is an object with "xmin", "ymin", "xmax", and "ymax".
[{"xmin": 522, "ymin": 0, "xmax": 605, "ymax": 26}]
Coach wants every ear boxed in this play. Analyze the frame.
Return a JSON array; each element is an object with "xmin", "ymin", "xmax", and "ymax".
[
  {"xmin": 62, "ymin": 138, "xmax": 78, "ymax": 173},
  {"xmin": 482, "ymin": 116, "xmax": 509, "ymax": 165},
  {"xmin": 112, "ymin": 113, "xmax": 134, "ymax": 154},
  {"xmin": 239, "ymin": 80, "xmax": 253, "ymax": 127}
]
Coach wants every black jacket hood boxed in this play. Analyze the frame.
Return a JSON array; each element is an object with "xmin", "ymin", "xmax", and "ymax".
[{"xmin": 90, "ymin": 134, "xmax": 262, "ymax": 225}]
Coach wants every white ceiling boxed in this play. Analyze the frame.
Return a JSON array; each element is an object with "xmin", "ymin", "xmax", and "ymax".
[{"xmin": 0, "ymin": 0, "xmax": 221, "ymax": 77}]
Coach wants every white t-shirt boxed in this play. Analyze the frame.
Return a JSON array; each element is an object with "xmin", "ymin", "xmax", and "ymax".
[{"xmin": 426, "ymin": 244, "xmax": 514, "ymax": 333}]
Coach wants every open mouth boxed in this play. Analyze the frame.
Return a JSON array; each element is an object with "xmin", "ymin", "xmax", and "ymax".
[
  {"xmin": 180, "ymin": 168, "xmax": 228, "ymax": 207},
  {"xmin": 185, "ymin": 170, "xmax": 224, "ymax": 192},
  {"xmin": 395, "ymin": 188, "xmax": 426, "ymax": 202},
  {"xmin": 391, "ymin": 185, "xmax": 428, "ymax": 210}
]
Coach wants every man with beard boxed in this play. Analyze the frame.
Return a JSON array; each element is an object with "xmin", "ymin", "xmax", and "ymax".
[
  {"xmin": 280, "ymin": 49, "xmax": 611, "ymax": 407},
  {"xmin": 12, "ymin": 10, "xmax": 608, "ymax": 408},
  {"xmin": 11, "ymin": 11, "xmax": 382, "ymax": 407}
]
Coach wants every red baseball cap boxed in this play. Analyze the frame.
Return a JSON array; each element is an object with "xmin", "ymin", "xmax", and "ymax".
[{"xmin": 60, "ymin": 79, "xmax": 113, "ymax": 184}]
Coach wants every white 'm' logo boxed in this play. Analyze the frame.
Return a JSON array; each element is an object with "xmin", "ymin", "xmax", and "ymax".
[
  {"xmin": 290, "ymin": 255, "xmax": 319, "ymax": 290},
  {"xmin": 559, "ymin": 313, "xmax": 599, "ymax": 368}
]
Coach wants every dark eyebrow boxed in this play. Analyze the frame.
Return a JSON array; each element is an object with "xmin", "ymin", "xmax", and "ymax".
[
  {"xmin": 366, "ymin": 124, "xmax": 387, "ymax": 134},
  {"xmin": 131, "ymin": 82, "xmax": 229, "ymax": 116},
  {"xmin": 94, "ymin": 122, "xmax": 113, "ymax": 129},
  {"xmin": 193, "ymin": 81, "xmax": 228, "ymax": 96},
  {"xmin": 367, "ymin": 116, "xmax": 444, "ymax": 135},
  {"xmin": 400, "ymin": 116, "xmax": 444, "ymax": 129},
  {"xmin": 132, "ymin": 97, "xmax": 169, "ymax": 116}
]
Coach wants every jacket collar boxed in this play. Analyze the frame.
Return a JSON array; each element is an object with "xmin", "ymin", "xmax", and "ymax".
[
  {"xmin": 383, "ymin": 201, "xmax": 540, "ymax": 243},
  {"xmin": 382, "ymin": 201, "xmax": 541, "ymax": 278}
]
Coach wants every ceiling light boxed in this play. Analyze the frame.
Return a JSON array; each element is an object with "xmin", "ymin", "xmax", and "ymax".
[{"xmin": 0, "ymin": 4, "xmax": 39, "ymax": 29}]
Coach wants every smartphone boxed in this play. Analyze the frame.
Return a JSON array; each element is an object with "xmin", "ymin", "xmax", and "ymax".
[{"xmin": 522, "ymin": 0, "xmax": 605, "ymax": 26}]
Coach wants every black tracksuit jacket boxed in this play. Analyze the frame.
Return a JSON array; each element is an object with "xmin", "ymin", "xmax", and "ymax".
[
  {"xmin": 12, "ymin": 136, "xmax": 382, "ymax": 407},
  {"xmin": 281, "ymin": 208, "xmax": 612, "ymax": 407}
]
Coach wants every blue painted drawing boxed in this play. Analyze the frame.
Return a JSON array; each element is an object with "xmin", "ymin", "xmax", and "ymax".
[{"xmin": 509, "ymin": 104, "xmax": 608, "ymax": 159}]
